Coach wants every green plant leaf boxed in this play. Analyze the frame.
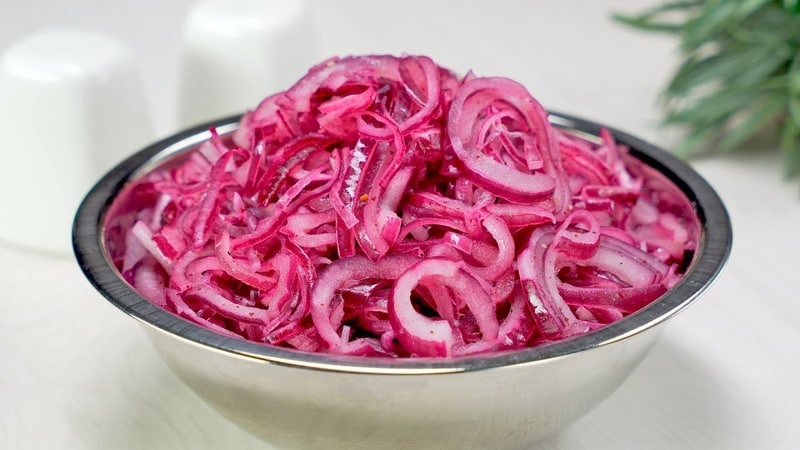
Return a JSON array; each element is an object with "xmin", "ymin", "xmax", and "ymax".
[
  {"xmin": 667, "ymin": 86, "xmax": 760, "ymax": 126},
  {"xmin": 613, "ymin": 1, "xmax": 700, "ymax": 33},
  {"xmin": 682, "ymin": 1, "xmax": 739, "ymax": 51},
  {"xmin": 734, "ymin": 0, "xmax": 773, "ymax": 19},
  {"xmin": 672, "ymin": 123, "xmax": 722, "ymax": 156},
  {"xmin": 750, "ymin": 7, "xmax": 800, "ymax": 48},
  {"xmin": 780, "ymin": 119, "xmax": 800, "ymax": 176},
  {"xmin": 612, "ymin": 18, "xmax": 683, "ymax": 32},
  {"xmin": 667, "ymin": 44, "xmax": 786, "ymax": 96},
  {"xmin": 788, "ymin": 56, "xmax": 800, "ymax": 128},
  {"xmin": 667, "ymin": 74, "xmax": 787, "ymax": 126},
  {"xmin": 789, "ymin": 94, "xmax": 800, "ymax": 127},
  {"xmin": 788, "ymin": 54, "xmax": 800, "ymax": 95},
  {"xmin": 719, "ymin": 94, "xmax": 785, "ymax": 151},
  {"xmin": 783, "ymin": 0, "xmax": 800, "ymax": 13},
  {"xmin": 727, "ymin": 48, "xmax": 792, "ymax": 89}
]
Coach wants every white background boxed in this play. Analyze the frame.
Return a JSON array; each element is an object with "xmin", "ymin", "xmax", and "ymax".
[{"xmin": 1, "ymin": 1, "xmax": 798, "ymax": 449}]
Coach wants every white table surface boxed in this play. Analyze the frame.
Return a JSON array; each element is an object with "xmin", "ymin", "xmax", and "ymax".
[{"xmin": 1, "ymin": 1, "xmax": 798, "ymax": 449}]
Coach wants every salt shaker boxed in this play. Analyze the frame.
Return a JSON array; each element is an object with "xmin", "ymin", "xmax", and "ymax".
[
  {"xmin": 0, "ymin": 29, "xmax": 152, "ymax": 255},
  {"xmin": 177, "ymin": 0, "xmax": 318, "ymax": 127}
]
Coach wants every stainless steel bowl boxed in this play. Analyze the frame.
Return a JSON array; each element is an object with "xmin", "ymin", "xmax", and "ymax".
[{"xmin": 73, "ymin": 113, "xmax": 732, "ymax": 450}]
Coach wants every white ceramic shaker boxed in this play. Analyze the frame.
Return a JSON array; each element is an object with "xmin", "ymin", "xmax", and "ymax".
[
  {"xmin": 177, "ymin": 0, "xmax": 318, "ymax": 127},
  {"xmin": 0, "ymin": 29, "xmax": 152, "ymax": 254}
]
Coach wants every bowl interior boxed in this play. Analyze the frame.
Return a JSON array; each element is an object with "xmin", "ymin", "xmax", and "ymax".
[{"xmin": 72, "ymin": 112, "xmax": 732, "ymax": 374}]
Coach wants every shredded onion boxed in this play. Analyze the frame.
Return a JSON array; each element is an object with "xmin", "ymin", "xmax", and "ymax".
[{"xmin": 104, "ymin": 55, "xmax": 700, "ymax": 357}]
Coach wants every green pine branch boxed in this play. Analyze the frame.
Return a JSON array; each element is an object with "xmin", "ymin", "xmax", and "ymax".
[{"xmin": 615, "ymin": 0, "xmax": 800, "ymax": 177}]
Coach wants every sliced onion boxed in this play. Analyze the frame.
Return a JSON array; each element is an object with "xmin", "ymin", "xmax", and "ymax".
[
  {"xmin": 106, "ymin": 54, "xmax": 700, "ymax": 358},
  {"xmin": 310, "ymin": 255, "xmax": 420, "ymax": 349},
  {"xmin": 389, "ymin": 258, "xmax": 498, "ymax": 357},
  {"xmin": 447, "ymin": 76, "xmax": 567, "ymax": 210}
]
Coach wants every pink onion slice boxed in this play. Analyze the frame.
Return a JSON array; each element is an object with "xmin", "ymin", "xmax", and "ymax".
[
  {"xmin": 389, "ymin": 258, "xmax": 498, "ymax": 357},
  {"xmin": 310, "ymin": 255, "xmax": 420, "ymax": 349},
  {"xmin": 447, "ymin": 76, "xmax": 567, "ymax": 210}
]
